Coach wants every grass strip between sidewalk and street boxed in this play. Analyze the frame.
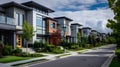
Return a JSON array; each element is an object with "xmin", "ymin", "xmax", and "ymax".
[{"xmin": 12, "ymin": 59, "xmax": 47, "ymax": 66}]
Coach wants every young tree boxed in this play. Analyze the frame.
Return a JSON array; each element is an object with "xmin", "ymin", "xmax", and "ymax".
[
  {"xmin": 107, "ymin": 0, "xmax": 120, "ymax": 46},
  {"xmin": 0, "ymin": 42, "xmax": 4, "ymax": 58},
  {"xmin": 77, "ymin": 32, "xmax": 81, "ymax": 47},
  {"xmin": 22, "ymin": 21, "xmax": 34, "ymax": 53}
]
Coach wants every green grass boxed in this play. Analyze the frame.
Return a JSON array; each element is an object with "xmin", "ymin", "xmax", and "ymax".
[
  {"xmin": 0, "ymin": 56, "xmax": 31, "ymax": 63},
  {"xmin": 109, "ymin": 48, "xmax": 120, "ymax": 67},
  {"xmin": 109, "ymin": 57, "xmax": 120, "ymax": 67},
  {"xmin": 116, "ymin": 48, "xmax": 120, "ymax": 53}
]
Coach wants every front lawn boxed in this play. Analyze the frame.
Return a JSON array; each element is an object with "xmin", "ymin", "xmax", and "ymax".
[{"xmin": 0, "ymin": 56, "xmax": 31, "ymax": 63}]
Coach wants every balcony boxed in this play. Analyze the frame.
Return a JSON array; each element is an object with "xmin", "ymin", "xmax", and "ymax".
[
  {"xmin": 0, "ymin": 15, "xmax": 15, "ymax": 25},
  {"xmin": 0, "ymin": 15, "xmax": 16, "ymax": 30}
]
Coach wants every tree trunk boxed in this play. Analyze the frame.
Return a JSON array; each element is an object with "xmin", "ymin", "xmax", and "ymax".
[{"xmin": 26, "ymin": 41, "xmax": 28, "ymax": 54}]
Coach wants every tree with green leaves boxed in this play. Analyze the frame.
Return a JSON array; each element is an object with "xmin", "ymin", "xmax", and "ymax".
[
  {"xmin": 22, "ymin": 21, "xmax": 34, "ymax": 53},
  {"xmin": 107, "ymin": 0, "xmax": 120, "ymax": 46}
]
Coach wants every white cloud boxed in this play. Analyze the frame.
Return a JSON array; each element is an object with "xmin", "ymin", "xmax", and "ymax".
[
  {"xmin": 0, "ymin": 0, "xmax": 98, "ymax": 10},
  {"xmin": 50, "ymin": 8, "xmax": 114, "ymax": 33},
  {"xmin": 97, "ymin": 0, "xmax": 108, "ymax": 3},
  {"xmin": 0, "ymin": 0, "xmax": 114, "ymax": 33}
]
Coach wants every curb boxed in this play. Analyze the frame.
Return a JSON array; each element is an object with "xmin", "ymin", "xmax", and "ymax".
[{"xmin": 101, "ymin": 52, "xmax": 115, "ymax": 67}]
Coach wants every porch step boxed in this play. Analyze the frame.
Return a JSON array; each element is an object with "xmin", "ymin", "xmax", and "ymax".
[{"xmin": 21, "ymin": 48, "xmax": 36, "ymax": 54}]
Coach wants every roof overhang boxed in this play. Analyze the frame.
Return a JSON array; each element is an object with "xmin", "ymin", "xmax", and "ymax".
[
  {"xmin": 44, "ymin": 17, "xmax": 57, "ymax": 22},
  {"xmin": 22, "ymin": 1, "xmax": 54, "ymax": 13},
  {"xmin": 0, "ymin": 1, "xmax": 32, "ymax": 11},
  {"xmin": 71, "ymin": 23, "xmax": 82, "ymax": 26},
  {"xmin": 82, "ymin": 27, "xmax": 91, "ymax": 29},
  {"xmin": 54, "ymin": 16, "xmax": 73, "ymax": 21}
]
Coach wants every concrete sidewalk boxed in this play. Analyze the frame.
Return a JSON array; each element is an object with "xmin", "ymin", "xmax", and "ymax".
[
  {"xmin": 0, "ymin": 63, "xmax": 11, "ymax": 67},
  {"xmin": 0, "ymin": 49, "xmax": 89, "ymax": 67},
  {"xmin": 0, "ymin": 44, "xmax": 116, "ymax": 67}
]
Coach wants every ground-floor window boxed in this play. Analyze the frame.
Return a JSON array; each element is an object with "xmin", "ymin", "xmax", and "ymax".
[
  {"xmin": 36, "ymin": 37, "xmax": 46, "ymax": 43},
  {"xmin": 0, "ymin": 30, "xmax": 14, "ymax": 46}
]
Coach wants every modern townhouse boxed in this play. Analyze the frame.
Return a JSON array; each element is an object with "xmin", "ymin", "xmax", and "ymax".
[
  {"xmin": 54, "ymin": 17, "xmax": 73, "ymax": 42},
  {"xmin": 81, "ymin": 27, "xmax": 92, "ymax": 37},
  {"xmin": 71, "ymin": 23, "xmax": 82, "ymax": 43},
  {"xmin": 0, "ymin": 1, "xmax": 55, "ymax": 48},
  {"xmin": 44, "ymin": 17, "xmax": 58, "ymax": 44},
  {"xmin": 22, "ymin": 1, "xmax": 55, "ymax": 44},
  {"xmin": 91, "ymin": 30, "xmax": 98, "ymax": 36},
  {"xmin": 0, "ymin": 1, "xmax": 32, "ymax": 48}
]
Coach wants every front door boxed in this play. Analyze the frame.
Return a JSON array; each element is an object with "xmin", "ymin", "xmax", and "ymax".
[{"xmin": 16, "ymin": 34, "xmax": 22, "ymax": 48}]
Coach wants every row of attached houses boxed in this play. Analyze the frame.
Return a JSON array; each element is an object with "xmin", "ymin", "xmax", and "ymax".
[
  {"xmin": 0, "ymin": 1, "xmax": 107, "ymax": 49},
  {"xmin": 70, "ymin": 24, "xmax": 107, "ymax": 43}
]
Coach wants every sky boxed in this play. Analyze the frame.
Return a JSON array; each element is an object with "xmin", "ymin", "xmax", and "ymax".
[{"xmin": 0, "ymin": 0, "xmax": 114, "ymax": 33}]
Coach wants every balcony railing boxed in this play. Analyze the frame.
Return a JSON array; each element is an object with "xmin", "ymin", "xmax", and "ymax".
[{"xmin": 0, "ymin": 15, "xmax": 15, "ymax": 25}]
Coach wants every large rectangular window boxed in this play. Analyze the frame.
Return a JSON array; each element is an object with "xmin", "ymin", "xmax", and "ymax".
[
  {"xmin": 15, "ymin": 13, "xmax": 24, "ymax": 26},
  {"xmin": 36, "ymin": 16, "xmax": 42, "ymax": 27},
  {"xmin": 19, "ymin": 14, "xmax": 24, "ymax": 26},
  {"xmin": 36, "ymin": 15, "xmax": 46, "ymax": 35},
  {"xmin": 16, "ymin": 13, "xmax": 19, "ymax": 25}
]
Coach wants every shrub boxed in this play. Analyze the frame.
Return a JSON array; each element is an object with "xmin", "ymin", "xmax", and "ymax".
[
  {"xmin": 34, "ymin": 48, "xmax": 41, "ymax": 52},
  {"xmin": 34, "ymin": 43, "xmax": 55, "ymax": 52},
  {"xmin": 33, "ymin": 41, "xmax": 44, "ymax": 48},
  {"xmin": 3, "ymin": 45, "xmax": 13, "ymax": 55},
  {"xmin": 30, "ymin": 53, "xmax": 43, "ymax": 57},
  {"xmin": 52, "ymin": 49, "xmax": 63, "ymax": 54},
  {"xmin": 19, "ymin": 52, "xmax": 28, "ymax": 57},
  {"xmin": 115, "ymin": 49, "xmax": 120, "ymax": 61},
  {"xmin": 12, "ymin": 48, "xmax": 22, "ymax": 56},
  {"xmin": 52, "ymin": 46, "xmax": 64, "ymax": 54},
  {"xmin": 107, "ymin": 37, "xmax": 116, "ymax": 44},
  {"xmin": 71, "ymin": 45, "xmax": 79, "ymax": 49},
  {"xmin": 85, "ymin": 44, "xmax": 90, "ymax": 48},
  {"xmin": 0, "ymin": 42, "xmax": 4, "ymax": 57},
  {"xmin": 19, "ymin": 52, "xmax": 43, "ymax": 57},
  {"xmin": 45, "ymin": 44, "xmax": 55, "ymax": 52}
]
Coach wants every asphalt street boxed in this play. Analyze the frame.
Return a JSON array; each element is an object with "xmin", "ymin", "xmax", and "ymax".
[{"xmin": 29, "ymin": 44, "xmax": 116, "ymax": 67}]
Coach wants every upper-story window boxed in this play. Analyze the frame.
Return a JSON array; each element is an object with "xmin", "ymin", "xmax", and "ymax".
[
  {"xmin": 83, "ymin": 30, "xmax": 87, "ymax": 34},
  {"xmin": 15, "ymin": 13, "xmax": 24, "ymax": 26},
  {"xmin": 36, "ymin": 15, "xmax": 46, "ymax": 35},
  {"xmin": 50, "ymin": 22, "xmax": 55, "ymax": 29},
  {"xmin": 32, "ymin": 7, "xmax": 48, "ymax": 15},
  {"xmin": 36, "ymin": 16, "xmax": 42, "ymax": 27}
]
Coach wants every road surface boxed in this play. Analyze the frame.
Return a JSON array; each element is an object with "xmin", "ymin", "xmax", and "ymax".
[{"xmin": 29, "ymin": 44, "xmax": 116, "ymax": 67}]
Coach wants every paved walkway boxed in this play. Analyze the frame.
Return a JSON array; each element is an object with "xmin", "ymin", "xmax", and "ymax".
[{"xmin": 0, "ymin": 44, "xmax": 116, "ymax": 67}]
